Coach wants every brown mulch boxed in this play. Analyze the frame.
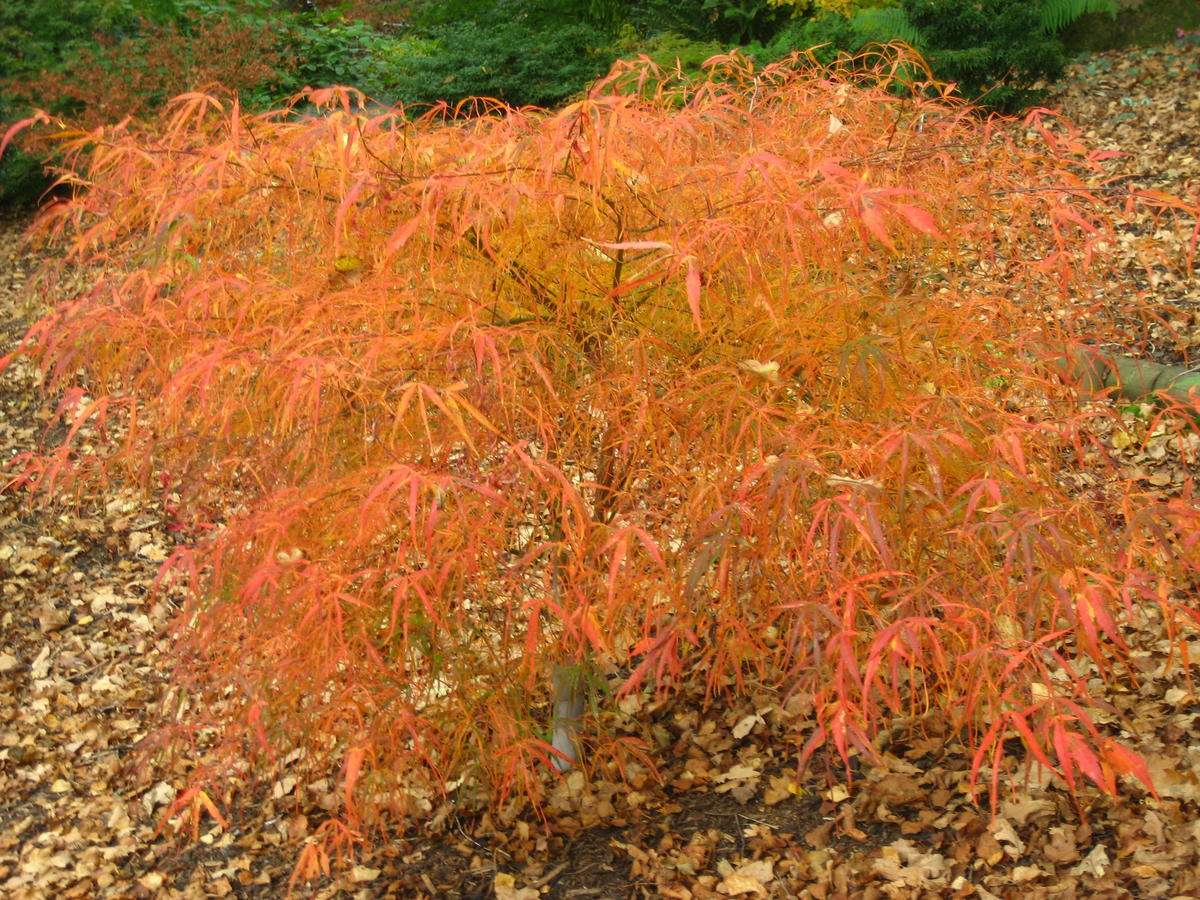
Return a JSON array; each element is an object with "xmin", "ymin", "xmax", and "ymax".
[{"xmin": 2, "ymin": 44, "xmax": 1200, "ymax": 899}]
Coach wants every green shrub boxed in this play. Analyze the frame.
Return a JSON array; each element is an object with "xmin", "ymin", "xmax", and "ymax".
[
  {"xmin": 605, "ymin": 30, "xmax": 731, "ymax": 101},
  {"xmin": 278, "ymin": 12, "xmax": 397, "ymax": 97},
  {"xmin": 401, "ymin": 0, "xmax": 504, "ymax": 30},
  {"xmin": 173, "ymin": 2, "xmax": 424, "ymax": 105},
  {"xmin": 763, "ymin": 9, "xmax": 873, "ymax": 66},
  {"xmin": 622, "ymin": 30, "xmax": 728, "ymax": 74},
  {"xmin": 754, "ymin": 6, "xmax": 918, "ymax": 75},
  {"xmin": 627, "ymin": 0, "xmax": 798, "ymax": 44},
  {"xmin": 0, "ymin": 0, "xmax": 188, "ymax": 205},
  {"xmin": 0, "ymin": 0, "xmax": 438, "ymax": 205},
  {"xmin": 762, "ymin": 0, "xmax": 1117, "ymax": 113},
  {"xmin": 811, "ymin": 0, "xmax": 898, "ymax": 12},
  {"xmin": 1, "ymin": 0, "xmax": 294, "ymax": 206},
  {"xmin": 392, "ymin": 1, "xmax": 617, "ymax": 110},
  {"xmin": 284, "ymin": 0, "xmax": 410, "ymax": 30},
  {"xmin": 6, "ymin": 15, "xmax": 289, "ymax": 120},
  {"xmin": 901, "ymin": 0, "xmax": 1116, "ymax": 112},
  {"xmin": 0, "ymin": 131, "xmax": 52, "ymax": 207},
  {"xmin": 404, "ymin": 0, "xmax": 624, "ymax": 35},
  {"xmin": 0, "ymin": 0, "xmax": 180, "ymax": 80}
]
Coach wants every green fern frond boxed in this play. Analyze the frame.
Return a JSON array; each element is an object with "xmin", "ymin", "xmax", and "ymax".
[
  {"xmin": 1039, "ymin": 0, "xmax": 1118, "ymax": 35},
  {"xmin": 851, "ymin": 7, "xmax": 923, "ymax": 47}
]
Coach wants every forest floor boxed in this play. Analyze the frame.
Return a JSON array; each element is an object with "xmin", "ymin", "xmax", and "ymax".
[{"xmin": 3, "ymin": 45, "xmax": 1200, "ymax": 900}]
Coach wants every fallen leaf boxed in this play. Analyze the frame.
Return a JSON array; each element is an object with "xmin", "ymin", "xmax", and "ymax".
[
  {"xmin": 1071, "ymin": 844, "xmax": 1111, "ymax": 877},
  {"xmin": 138, "ymin": 872, "xmax": 165, "ymax": 890},
  {"xmin": 732, "ymin": 713, "xmax": 763, "ymax": 739},
  {"xmin": 493, "ymin": 872, "xmax": 539, "ymax": 900},
  {"xmin": 990, "ymin": 817, "xmax": 1025, "ymax": 857},
  {"xmin": 713, "ymin": 763, "xmax": 760, "ymax": 784},
  {"xmin": 1011, "ymin": 864, "xmax": 1046, "ymax": 883},
  {"xmin": 29, "ymin": 645, "xmax": 50, "ymax": 679},
  {"xmin": 37, "ymin": 603, "xmax": 69, "ymax": 632},
  {"xmin": 1042, "ymin": 826, "xmax": 1080, "ymax": 864},
  {"xmin": 717, "ymin": 873, "xmax": 768, "ymax": 896}
]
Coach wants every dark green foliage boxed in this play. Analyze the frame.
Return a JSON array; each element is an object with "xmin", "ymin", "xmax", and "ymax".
[
  {"xmin": 621, "ymin": 31, "xmax": 728, "ymax": 74},
  {"xmin": 390, "ymin": 1, "xmax": 617, "ymax": 109},
  {"xmin": 403, "ymin": 0, "xmax": 624, "ymax": 34},
  {"xmin": 702, "ymin": 0, "xmax": 797, "ymax": 43},
  {"xmin": 0, "ymin": 0, "xmax": 178, "ymax": 80},
  {"xmin": 607, "ymin": 30, "xmax": 729, "ymax": 101},
  {"xmin": 279, "ymin": 12, "xmax": 396, "ymax": 97},
  {"xmin": 626, "ymin": 0, "xmax": 714, "ymax": 41},
  {"xmin": 901, "ymin": 0, "xmax": 1068, "ymax": 112},
  {"xmin": 627, "ymin": 0, "xmax": 796, "ymax": 44},
  {"xmin": 1037, "ymin": 0, "xmax": 1116, "ymax": 34},
  {"xmin": 0, "ymin": 0, "xmax": 1133, "ymax": 208},
  {"xmin": 0, "ymin": 136, "xmax": 53, "ymax": 208},
  {"xmin": 0, "ymin": 0, "xmax": 290, "ymax": 207},
  {"xmin": 0, "ymin": 0, "xmax": 167, "ymax": 206},
  {"xmin": 584, "ymin": 0, "xmax": 630, "ymax": 33},
  {"xmin": 851, "ymin": 7, "xmax": 921, "ymax": 47},
  {"xmin": 762, "ymin": 8, "xmax": 919, "ymax": 68},
  {"xmin": 399, "ymin": 0, "xmax": 502, "ymax": 30},
  {"xmin": 765, "ymin": 0, "xmax": 1117, "ymax": 114}
]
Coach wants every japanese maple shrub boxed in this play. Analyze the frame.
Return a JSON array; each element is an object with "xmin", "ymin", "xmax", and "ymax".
[{"xmin": 8, "ymin": 48, "xmax": 1199, "ymax": 860}]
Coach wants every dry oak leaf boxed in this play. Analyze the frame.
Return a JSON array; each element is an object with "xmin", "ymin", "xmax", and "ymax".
[
  {"xmin": 731, "ymin": 711, "xmax": 765, "ymax": 739},
  {"xmin": 1011, "ymin": 864, "xmax": 1047, "ymax": 883},
  {"xmin": 29, "ymin": 644, "xmax": 50, "ymax": 679},
  {"xmin": 138, "ymin": 872, "xmax": 165, "ymax": 890},
  {"xmin": 714, "ymin": 763, "xmax": 760, "ymax": 783},
  {"xmin": 1070, "ymin": 844, "xmax": 1112, "ymax": 877},
  {"xmin": 717, "ymin": 873, "xmax": 768, "ymax": 896},
  {"xmin": 872, "ymin": 839, "xmax": 949, "ymax": 888},
  {"xmin": 1042, "ymin": 826, "xmax": 1081, "ymax": 864},
  {"xmin": 975, "ymin": 830, "xmax": 1004, "ymax": 867},
  {"xmin": 37, "ymin": 602, "xmax": 70, "ymax": 632},
  {"xmin": 716, "ymin": 858, "xmax": 774, "ymax": 896},
  {"xmin": 493, "ymin": 872, "xmax": 539, "ymax": 900},
  {"xmin": 989, "ymin": 817, "xmax": 1025, "ymax": 857},
  {"xmin": 869, "ymin": 773, "xmax": 923, "ymax": 806},
  {"xmin": 1000, "ymin": 796, "xmax": 1054, "ymax": 826}
]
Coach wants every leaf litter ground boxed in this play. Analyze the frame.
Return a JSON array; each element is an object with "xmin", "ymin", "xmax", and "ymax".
[{"xmin": 2, "ymin": 46, "xmax": 1200, "ymax": 900}]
